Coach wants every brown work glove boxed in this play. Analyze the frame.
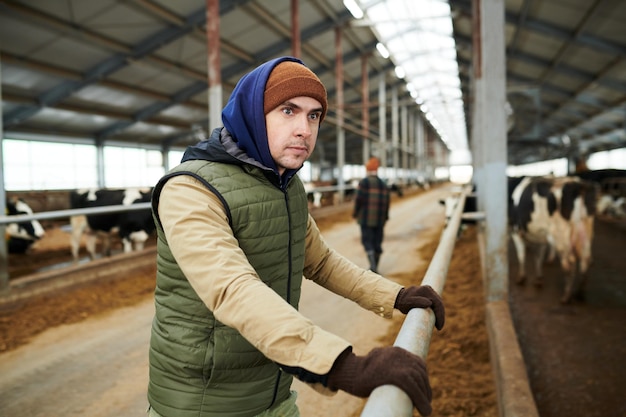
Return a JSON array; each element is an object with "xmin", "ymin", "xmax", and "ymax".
[
  {"xmin": 327, "ymin": 347, "xmax": 433, "ymax": 416},
  {"xmin": 395, "ymin": 285, "xmax": 445, "ymax": 330}
]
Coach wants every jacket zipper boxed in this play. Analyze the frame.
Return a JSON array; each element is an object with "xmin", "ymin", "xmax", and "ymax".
[{"xmin": 268, "ymin": 190, "xmax": 293, "ymax": 410}]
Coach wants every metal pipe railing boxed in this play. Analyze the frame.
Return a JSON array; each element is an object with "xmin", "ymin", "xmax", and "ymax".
[
  {"xmin": 0, "ymin": 202, "xmax": 152, "ymax": 225},
  {"xmin": 0, "ymin": 202, "xmax": 154, "ymax": 291},
  {"xmin": 360, "ymin": 186, "xmax": 471, "ymax": 417}
]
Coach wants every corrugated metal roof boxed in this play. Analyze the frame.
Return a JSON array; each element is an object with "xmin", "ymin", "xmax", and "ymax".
[{"xmin": 1, "ymin": 0, "xmax": 625, "ymax": 167}]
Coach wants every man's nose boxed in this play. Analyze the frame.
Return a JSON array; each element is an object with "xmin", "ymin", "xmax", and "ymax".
[{"xmin": 296, "ymin": 115, "xmax": 312, "ymax": 136}]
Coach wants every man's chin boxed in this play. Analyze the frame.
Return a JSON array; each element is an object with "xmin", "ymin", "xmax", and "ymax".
[{"xmin": 280, "ymin": 158, "xmax": 308, "ymax": 171}]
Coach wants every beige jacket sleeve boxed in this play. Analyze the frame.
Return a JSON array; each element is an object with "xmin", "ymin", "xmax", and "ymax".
[
  {"xmin": 158, "ymin": 174, "xmax": 350, "ymax": 375},
  {"xmin": 303, "ymin": 216, "xmax": 403, "ymax": 319}
]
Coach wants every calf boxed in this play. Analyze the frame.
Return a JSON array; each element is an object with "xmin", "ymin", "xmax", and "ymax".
[
  {"xmin": 509, "ymin": 176, "xmax": 596, "ymax": 303},
  {"xmin": 70, "ymin": 188, "xmax": 155, "ymax": 262},
  {"xmin": 5, "ymin": 198, "xmax": 45, "ymax": 254}
]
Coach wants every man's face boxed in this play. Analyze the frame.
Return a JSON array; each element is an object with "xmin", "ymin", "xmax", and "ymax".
[{"xmin": 266, "ymin": 96, "xmax": 323, "ymax": 175}]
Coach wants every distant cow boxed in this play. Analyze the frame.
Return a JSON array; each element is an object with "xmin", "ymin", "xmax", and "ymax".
[
  {"xmin": 596, "ymin": 194, "xmax": 625, "ymax": 218},
  {"xmin": 575, "ymin": 169, "xmax": 626, "ymax": 219},
  {"xmin": 70, "ymin": 188, "xmax": 155, "ymax": 262},
  {"xmin": 509, "ymin": 176, "xmax": 597, "ymax": 303},
  {"xmin": 5, "ymin": 198, "xmax": 46, "ymax": 254},
  {"xmin": 303, "ymin": 182, "xmax": 324, "ymax": 209},
  {"xmin": 439, "ymin": 186, "xmax": 478, "ymax": 237}
]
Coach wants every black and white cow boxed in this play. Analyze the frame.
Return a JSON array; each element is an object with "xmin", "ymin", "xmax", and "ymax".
[
  {"xmin": 441, "ymin": 176, "xmax": 597, "ymax": 303},
  {"xmin": 509, "ymin": 176, "xmax": 597, "ymax": 303},
  {"xmin": 5, "ymin": 198, "xmax": 46, "ymax": 254},
  {"xmin": 69, "ymin": 188, "xmax": 155, "ymax": 262}
]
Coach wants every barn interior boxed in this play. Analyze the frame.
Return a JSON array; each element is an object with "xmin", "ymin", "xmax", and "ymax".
[{"xmin": 1, "ymin": 2, "xmax": 625, "ymax": 416}]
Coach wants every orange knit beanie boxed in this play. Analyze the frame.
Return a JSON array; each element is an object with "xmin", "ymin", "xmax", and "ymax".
[
  {"xmin": 264, "ymin": 61, "xmax": 328, "ymax": 122},
  {"xmin": 366, "ymin": 157, "xmax": 380, "ymax": 172}
]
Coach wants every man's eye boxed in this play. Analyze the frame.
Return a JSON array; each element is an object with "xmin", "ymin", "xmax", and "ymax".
[
  {"xmin": 309, "ymin": 113, "xmax": 320, "ymax": 120},
  {"xmin": 282, "ymin": 107, "xmax": 293, "ymax": 115}
]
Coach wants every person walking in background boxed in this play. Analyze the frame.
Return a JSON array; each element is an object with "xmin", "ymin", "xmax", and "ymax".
[
  {"xmin": 147, "ymin": 56, "xmax": 445, "ymax": 417},
  {"xmin": 354, "ymin": 157, "xmax": 390, "ymax": 273}
]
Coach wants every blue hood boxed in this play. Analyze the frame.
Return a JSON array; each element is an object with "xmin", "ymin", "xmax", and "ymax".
[{"xmin": 221, "ymin": 56, "xmax": 305, "ymax": 177}]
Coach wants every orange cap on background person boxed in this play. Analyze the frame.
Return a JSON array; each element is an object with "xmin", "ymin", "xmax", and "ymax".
[
  {"xmin": 264, "ymin": 61, "xmax": 328, "ymax": 122},
  {"xmin": 366, "ymin": 157, "xmax": 380, "ymax": 172}
]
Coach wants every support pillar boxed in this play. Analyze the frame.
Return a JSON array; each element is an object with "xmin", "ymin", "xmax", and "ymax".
[
  {"xmin": 206, "ymin": 0, "xmax": 222, "ymax": 131},
  {"xmin": 335, "ymin": 26, "xmax": 346, "ymax": 202},
  {"xmin": 472, "ymin": 0, "xmax": 508, "ymax": 302},
  {"xmin": 401, "ymin": 105, "xmax": 408, "ymax": 182},
  {"xmin": 378, "ymin": 74, "xmax": 386, "ymax": 167},
  {"xmin": 361, "ymin": 54, "xmax": 370, "ymax": 164},
  {"xmin": 291, "ymin": 0, "xmax": 301, "ymax": 58},
  {"xmin": 0, "ymin": 54, "xmax": 7, "ymax": 291},
  {"xmin": 391, "ymin": 87, "xmax": 399, "ymax": 180}
]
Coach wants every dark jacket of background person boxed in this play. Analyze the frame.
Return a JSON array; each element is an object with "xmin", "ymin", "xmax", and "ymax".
[
  {"xmin": 354, "ymin": 157, "xmax": 390, "ymax": 272},
  {"xmin": 354, "ymin": 173, "xmax": 390, "ymax": 227}
]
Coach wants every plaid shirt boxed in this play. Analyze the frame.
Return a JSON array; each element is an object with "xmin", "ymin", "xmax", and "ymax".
[{"xmin": 354, "ymin": 174, "xmax": 390, "ymax": 227}]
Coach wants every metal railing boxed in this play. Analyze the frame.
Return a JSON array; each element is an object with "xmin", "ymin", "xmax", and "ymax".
[
  {"xmin": 0, "ymin": 202, "xmax": 152, "ymax": 225},
  {"xmin": 360, "ymin": 186, "xmax": 470, "ymax": 417},
  {"xmin": 0, "ymin": 202, "xmax": 153, "ymax": 291}
]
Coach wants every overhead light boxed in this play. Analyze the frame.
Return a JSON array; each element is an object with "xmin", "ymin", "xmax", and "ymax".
[
  {"xmin": 376, "ymin": 42, "xmax": 389, "ymax": 59},
  {"xmin": 343, "ymin": 0, "xmax": 363, "ymax": 19}
]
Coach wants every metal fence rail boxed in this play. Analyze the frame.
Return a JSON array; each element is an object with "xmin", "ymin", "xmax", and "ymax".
[
  {"xmin": 0, "ymin": 202, "xmax": 152, "ymax": 225},
  {"xmin": 0, "ymin": 203, "xmax": 153, "ymax": 291},
  {"xmin": 360, "ymin": 186, "xmax": 470, "ymax": 417}
]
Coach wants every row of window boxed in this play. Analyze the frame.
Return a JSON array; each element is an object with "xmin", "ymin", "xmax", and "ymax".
[{"xmin": 2, "ymin": 138, "xmax": 624, "ymax": 191}]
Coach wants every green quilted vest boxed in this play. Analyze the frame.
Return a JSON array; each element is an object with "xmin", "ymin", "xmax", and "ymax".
[{"xmin": 148, "ymin": 160, "xmax": 308, "ymax": 417}]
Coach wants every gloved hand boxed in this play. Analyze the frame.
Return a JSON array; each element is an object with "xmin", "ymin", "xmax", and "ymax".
[
  {"xmin": 327, "ymin": 347, "xmax": 433, "ymax": 416},
  {"xmin": 395, "ymin": 285, "xmax": 445, "ymax": 330}
]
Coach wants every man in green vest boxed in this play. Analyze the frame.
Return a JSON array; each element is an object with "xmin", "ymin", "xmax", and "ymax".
[{"xmin": 148, "ymin": 56, "xmax": 445, "ymax": 417}]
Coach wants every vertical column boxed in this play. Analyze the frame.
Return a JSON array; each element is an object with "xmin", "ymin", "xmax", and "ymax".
[
  {"xmin": 291, "ymin": 0, "xmax": 301, "ymax": 58},
  {"xmin": 416, "ymin": 115, "xmax": 425, "ymax": 179},
  {"xmin": 473, "ymin": 0, "xmax": 508, "ymax": 301},
  {"xmin": 378, "ymin": 74, "xmax": 386, "ymax": 167},
  {"xmin": 471, "ymin": 0, "xmax": 484, "ymax": 196},
  {"xmin": 335, "ymin": 26, "xmax": 346, "ymax": 201},
  {"xmin": 361, "ymin": 54, "xmax": 370, "ymax": 164},
  {"xmin": 162, "ymin": 148, "xmax": 170, "ymax": 173},
  {"xmin": 408, "ymin": 110, "xmax": 414, "ymax": 178},
  {"xmin": 206, "ymin": 0, "xmax": 222, "ymax": 131},
  {"xmin": 401, "ymin": 105, "xmax": 408, "ymax": 182},
  {"xmin": 391, "ymin": 87, "xmax": 399, "ymax": 180},
  {"xmin": 96, "ymin": 141, "xmax": 105, "ymax": 188},
  {"xmin": 435, "ymin": 140, "xmax": 443, "ymax": 174},
  {"xmin": 425, "ymin": 127, "xmax": 433, "ymax": 180},
  {"xmin": 0, "ymin": 54, "xmax": 8, "ymax": 290}
]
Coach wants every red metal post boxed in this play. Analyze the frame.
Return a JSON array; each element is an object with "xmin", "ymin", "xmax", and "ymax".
[
  {"xmin": 206, "ymin": 0, "xmax": 222, "ymax": 130},
  {"xmin": 291, "ymin": 0, "xmax": 301, "ymax": 58},
  {"xmin": 335, "ymin": 26, "xmax": 343, "ymax": 128},
  {"xmin": 206, "ymin": 0, "xmax": 221, "ymax": 87}
]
